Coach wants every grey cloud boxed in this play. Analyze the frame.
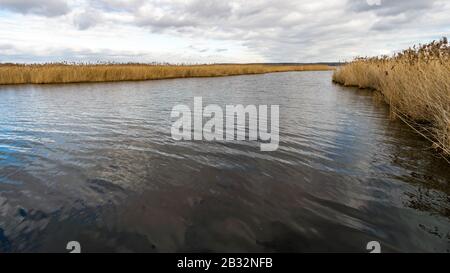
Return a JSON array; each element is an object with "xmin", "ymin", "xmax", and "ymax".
[
  {"xmin": 0, "ymin": 44, "xmax": 157, "ymax": 63},
  {"xmin": 0, "ymin": 43, "xmax": 13, "ymax": 50},
  {"xmin": 132, "ymin": 0, "xmax": 233, "ymax": 31},
  {"xmin": 348, "ymin": 0, "xmax": 439, "ymax": 31},
  {"xmin": 120, "ymin": 0, "xmax": 448, "ymax": 61},
  {"xmin": 130, "ymin": 0, "xmax": 311, "ymax": 41},
  {"xmin": 371, "ymin": 14, "xmax": 411, "ymax": 31},
  {"xmin": 187, "ymin": 45, "xmax": 214, "ymax": 53},
  {"xmin": 135, "ymin": 15, "xmax": 198, "ymax": 30},
  {"xmin": 74, "ymin": 9, "xmax": 102, "ymax": 30},
  {"xmin": 186, "ymin": 0, "xmax": 232, "ymax": 19},
  {"xmin": 348, "ymin": 0, "xmax": 436, "ymax": 16},
  {"xmin": 91, "ymin": 0, "xmax": 146, "ymax": 13},
  {"xmin": 0, "ymin": 42, "xmax": 235, "ymax": 64},
  {"xmin": 0, "ymin": 0, "xmax": 70, "ymax": 17},
  {"xmin": 1, "ymin": 0, "xmax": 449, "ymax": 63}
]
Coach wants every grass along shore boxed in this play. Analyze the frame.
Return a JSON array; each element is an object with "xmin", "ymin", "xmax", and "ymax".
[
  {"xmin": 333, "ymin": 38, "xmax": 450, "ymax": 156},
  {"xmin": 0, "ymin": 63, "xmax": 332, "ymax": 85}
]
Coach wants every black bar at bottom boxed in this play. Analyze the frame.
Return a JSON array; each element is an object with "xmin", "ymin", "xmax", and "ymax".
[{"xmin": 0, "ymin": 253, "xmax": 445, "ymax": 271}]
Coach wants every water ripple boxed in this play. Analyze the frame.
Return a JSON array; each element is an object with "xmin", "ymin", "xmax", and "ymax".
[{"xmin": 0, "ymin": 71, "xmax": 449, "ymax": 252}]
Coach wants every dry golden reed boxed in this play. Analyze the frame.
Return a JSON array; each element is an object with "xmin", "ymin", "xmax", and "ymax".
[
  {"xmin": 333, "ymin": 38, "xmax": 450, "ymax": 156},
  {"xmin": 0, "ymin": 63, "xmax": 332, "ymax": 85}
]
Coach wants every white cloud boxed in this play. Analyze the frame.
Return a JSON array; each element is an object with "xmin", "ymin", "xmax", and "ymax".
[{"xmin": 0, "ymin": 0, "xmax": 449, "ymax": 63}]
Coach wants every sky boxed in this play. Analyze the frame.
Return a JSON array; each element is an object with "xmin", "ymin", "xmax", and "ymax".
[{"xmin": 0, "ymin": 0, "xmax": 449, "ymax": 64}]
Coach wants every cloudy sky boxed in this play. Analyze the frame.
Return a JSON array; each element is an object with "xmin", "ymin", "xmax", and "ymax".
[{"xmin": 0, "ymin": 0, "xmax": 449, "ymax": 63}]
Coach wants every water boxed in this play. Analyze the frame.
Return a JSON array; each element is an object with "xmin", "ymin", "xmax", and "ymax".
[{"xmin": 0, "ymin": 71, "xmax": 449, "ymax": 253}]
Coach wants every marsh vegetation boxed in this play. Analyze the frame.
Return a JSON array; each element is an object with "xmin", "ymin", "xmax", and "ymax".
[
  {"xmin": 0, "ymin": 63, "xmax": 332, "ymax": 85},
  {"xmin": 333, "ymin": 38, "xmax": 450, "ymax": 156}
]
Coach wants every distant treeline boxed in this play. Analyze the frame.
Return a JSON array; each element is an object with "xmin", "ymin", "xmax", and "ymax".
[{"xmin": 214, "ymin": 62, "xmax": 345, "ymax": 67}]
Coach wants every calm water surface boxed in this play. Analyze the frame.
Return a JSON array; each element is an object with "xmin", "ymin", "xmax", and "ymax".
[{"xmin": 0, "ymin": 71, "xmax": 449, "ymax": 252}]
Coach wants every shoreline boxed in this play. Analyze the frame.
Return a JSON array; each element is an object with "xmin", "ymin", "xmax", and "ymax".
[
  {"xmin": 333, "ymin": 79, "xmax": 449, "ymax": 160},
  {"xmin": 332, "ymin": 39, "xmax": 449, "ymax": 157}
]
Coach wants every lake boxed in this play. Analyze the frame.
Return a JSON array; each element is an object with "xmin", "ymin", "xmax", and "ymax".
[{"xmin": 0, "ymin": 71, "xmax": 449, "ymax": 252}]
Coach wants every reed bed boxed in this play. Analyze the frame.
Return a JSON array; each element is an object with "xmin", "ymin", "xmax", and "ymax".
[
  {"xmin": 0, "ymin": 63, "xmax": 332, "ymax": 85},
  {"xmin": 333, "ymin": 38, "xmax": 450, "ymax": 156}
]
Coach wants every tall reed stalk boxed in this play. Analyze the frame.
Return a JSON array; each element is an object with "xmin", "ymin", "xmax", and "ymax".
[{"xmin": 333, "ymin": 38, "xmax": 450, "ymax": 156}]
